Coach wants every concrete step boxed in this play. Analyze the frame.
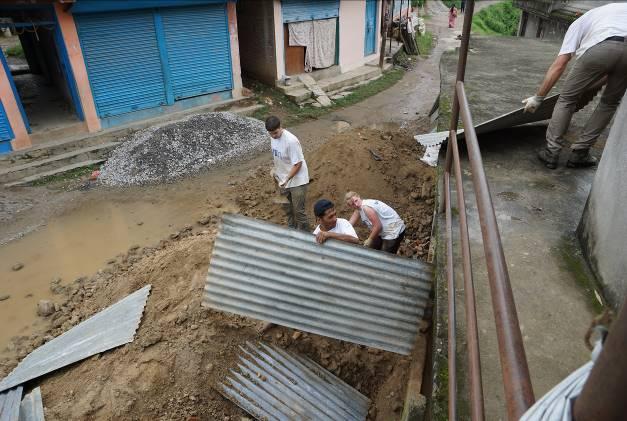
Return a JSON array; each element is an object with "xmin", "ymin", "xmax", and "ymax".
[
  {"xmin": 0, "ymin": 142, "xmax": 118, "ymax": 184},
  {"xmin": 29, "ymin": 122, "xmax": 88, "ymax": 146},
  {"xmin": 282, "ymin": 65, "xmax": 383, "ymax": 103},
  {"xmin": 5, "ymin": 159, "xmax": 105, "ymax": 187}
]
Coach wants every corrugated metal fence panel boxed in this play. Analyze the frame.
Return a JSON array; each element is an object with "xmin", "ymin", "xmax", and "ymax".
[
  {"xmin": 282, "ymin": 0, "xmax": 340, "ymax": 23},
  {"xmin": 0, "ymin": 285, "xmax": 151, "ymax": 393},
  {"xmin": 18, "ymin": 387, "xmax": 44, "ymax": 421},
  {"xmin": 161, "ymin": 4, "xmax": 233, "ymax": 100},
  {"xmin": 75, "ymin": 11, "xmax": 167, "ymax": 117},
  {"xmin": 0, "ymin": 100, "xmax": 15, "ymax": 144},
  {"xmin": 0, "ymin": 386, "xmax": 22, "ymax": 421},
  {"xmin": 221, "ymin": 342, "xmax": 370, "ymax": 421},
  {"xmin": 203, "ymin": 214, "xmax": 433, "ymax": 355}
]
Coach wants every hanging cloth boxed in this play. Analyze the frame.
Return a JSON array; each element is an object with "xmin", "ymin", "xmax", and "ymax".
[{"xmin": 288, "ymin": 18, "xmax": 336, "ymax": 72}]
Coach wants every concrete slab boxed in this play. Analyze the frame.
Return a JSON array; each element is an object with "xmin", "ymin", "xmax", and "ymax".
[
  {"xmin": 5, "ymin": 159, "xmax": 105, "ymax": 187},
  {"xmin": 437, "ymin": 36, "xmax": 601, "ymax": 419}
]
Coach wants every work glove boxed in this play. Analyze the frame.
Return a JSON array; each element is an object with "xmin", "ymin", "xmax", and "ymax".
[{"xmin": 522, "ymin": 95, "xmax": 545, "ymax": 113}]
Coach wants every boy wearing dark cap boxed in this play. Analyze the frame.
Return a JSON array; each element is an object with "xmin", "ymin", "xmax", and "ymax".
[{"xmin": 312, "ymin": 199, "xmax": 359, "ymax": 245}]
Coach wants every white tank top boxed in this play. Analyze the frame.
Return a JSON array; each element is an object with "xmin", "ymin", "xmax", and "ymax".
[{"xmin": 359, "ymin": 199, "xmax": 406, "ymax": 240}]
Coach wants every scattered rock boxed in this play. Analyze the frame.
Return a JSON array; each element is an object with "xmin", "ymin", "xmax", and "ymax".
[
  {"xmin": 197, "ymin": 216, "xmax": 211, "ymax": 225},
  {"xmin": 11, "ymin": 263, "xmax": 24, "ymax": 271},
  {"xmin": 37, "ymin": 300, "xmax": 56, "ymax": 317},
  {"xmin": 292, "ymin": 331, "xmax": 302, "ymax": 340},
  {"xmin": 410, "ymin": 191, "xmax": 420, "ymax": 200},
  {"xmin": 0, "ymin": 294, "xmax": 10, "ymax": 301},
  {"xmin": 137, "ymin": 221, "xmax": 144, "ymax": 226}
]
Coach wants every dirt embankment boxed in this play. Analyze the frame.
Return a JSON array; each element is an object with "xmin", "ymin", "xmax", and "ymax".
[{"xmin": 0, "ymin": 126, "xmax": 436, "ymax": 420}]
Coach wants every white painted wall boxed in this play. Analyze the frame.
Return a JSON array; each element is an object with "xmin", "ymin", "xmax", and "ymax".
[{"xmin": 273, "ymin": 0, "xmax": 286, "ymax": 81}]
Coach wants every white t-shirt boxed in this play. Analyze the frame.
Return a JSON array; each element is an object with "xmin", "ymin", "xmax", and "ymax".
[
  {"xmin": 559, "ymin": 3, "xmax": 627, "ymax": 59},
  {"xmin": 313, "ymin": 218, "xmax": 358, "ymax": 238},
  {"xmin": 271, "ymin": 129, "xmax": 309, "ymax": 188}
]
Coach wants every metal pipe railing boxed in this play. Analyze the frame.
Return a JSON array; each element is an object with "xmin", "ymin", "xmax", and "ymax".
[
  {"xmin": 456, "ymin": 82, "xmax": 535, "ymax": 419},
  {"xmin": 448, "ymin": 130, "xmax": 485, "ymax": 421},
  {"xmin": 441, "ymin": 1, "xmax": 534, "ymax": 419}
]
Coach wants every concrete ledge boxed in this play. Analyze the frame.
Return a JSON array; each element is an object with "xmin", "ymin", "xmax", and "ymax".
[{"xmin": 5, "ymin": 159, "xmax": 105, "ymax": 187}]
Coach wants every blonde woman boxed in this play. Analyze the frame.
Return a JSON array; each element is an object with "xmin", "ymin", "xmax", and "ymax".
[{"xmin": 345, "ymin": 191, "xmax": 406, "ymax": 254}]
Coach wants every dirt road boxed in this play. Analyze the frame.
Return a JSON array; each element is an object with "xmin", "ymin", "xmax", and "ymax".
[{"xmin": 0, "ymin": 2, "xmax": 463, "ymax": 419}]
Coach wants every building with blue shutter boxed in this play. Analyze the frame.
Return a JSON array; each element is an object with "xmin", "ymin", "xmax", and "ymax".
[{"xmin": 0, "ymin": 0, "xmax": 243, "ymax": 153}]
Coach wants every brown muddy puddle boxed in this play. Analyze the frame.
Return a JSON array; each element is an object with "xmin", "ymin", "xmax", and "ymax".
[{"xmin": 0, "ymin": 168, "xmax": 245, "ymax": 349}]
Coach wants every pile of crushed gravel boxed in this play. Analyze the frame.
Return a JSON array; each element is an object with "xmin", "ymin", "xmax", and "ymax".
[{"xmin": 99, "ymin": 112, "xmax": 268, "ymax": 186}]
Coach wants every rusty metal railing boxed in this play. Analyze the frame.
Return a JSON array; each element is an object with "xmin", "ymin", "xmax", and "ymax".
[{"xmin": 441, "ymin": 1, "xmax": 535, "ymax": 419}]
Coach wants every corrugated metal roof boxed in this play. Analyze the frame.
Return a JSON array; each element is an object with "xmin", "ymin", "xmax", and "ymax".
[
  {"xmin": 221, "ymin": 341, "xmax": 370, "ymax": 421},
  {"xmin": 0, "ymin": 386, "xmax": 22, "ymax": 421},
  {"xmin": 0, "ymin": 285, "xmax": 151, "ymax": 393},
  {"xmin": 18, "ymin": 387, "xmax": 44, "ymax": 421},
  {"xmin": 203, "ymin": 214, "xmax": 432, "ymax": 355}
]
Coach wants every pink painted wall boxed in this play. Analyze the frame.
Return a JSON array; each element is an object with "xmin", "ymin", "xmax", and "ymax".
[
  {"xmin": 273, "ymin": 0, "xmax": 286, "ymax": 81},
  {"xmin": 227, "ymin": 1, "xmax": 243, "ymax": 99},
  {"xmin": 0, "ymin": 62, "xmax": 30, "ymax": 150},
  {"xmin": 54, "ymin": 3, "xmax": 101, "ymax": 133},
  {"xmin": 338, "ymin": 0, "xmax": 382, "ymax": 73}
]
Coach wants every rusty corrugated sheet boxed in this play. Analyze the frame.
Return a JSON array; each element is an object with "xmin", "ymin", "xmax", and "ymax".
[
  {"xmin": 0, "ymin": 386, "xmax": 22, "ymax": 421},
  {"xmin": 18, "ymin": 387, "xmax": 44, "ymax": 421},
  {"xmin": 0, "ymin": 285, "xmax": 151, "ymax": 393},
  {"xmin": 221, "ymin": 342, "xmax": 370, "ymax": 421},
  {"xmin": 203, "ymin": 214, "xmax": 432, "ymax": 355}
]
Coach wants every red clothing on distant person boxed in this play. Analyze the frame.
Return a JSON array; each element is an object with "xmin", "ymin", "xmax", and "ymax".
[{"xmin": 449, "ymin": 6, "xmax": 458, "ymax": 28}]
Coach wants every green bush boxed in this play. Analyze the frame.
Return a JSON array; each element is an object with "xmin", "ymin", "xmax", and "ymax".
[
  {"xmin": 472, "ymin": 0, "xmax": 521, "ymax": 36},
  {"xmin": 5, "ymin": 44, "xmax": 24, "ymax": 58}
]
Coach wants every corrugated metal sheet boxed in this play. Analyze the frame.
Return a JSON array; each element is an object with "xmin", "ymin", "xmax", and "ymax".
[
  {"xmin": 161, "ymin": 4, "xmax": 233, "ymax": 100},
  {"xmin": 76, "ymin": 11, "xmax": 167, "ymax": 117},
  {"xmin": 0, "ymin": 100, "xmax": 15, "ymax": 145},
  {"xmin": 0, "ymin": 387, "xmax": 22, "ymax": 421},
  {"xmin": 282, "ymin": 0, "xmax": 340, "ymax": 23},
  {"xmin": 0, "ymin": 285, "xmax": 151, "ymax": 393},
  {"xmin": 203, "ymin": 214, "xmax": 432, "ymax": 355},
  {"xmin": 18, "ymin": 387, "xmax": 44, "ymax": 421},
  {"xmin": 221, "ymin": 342, "xmax": 370, "ymax": 420}
]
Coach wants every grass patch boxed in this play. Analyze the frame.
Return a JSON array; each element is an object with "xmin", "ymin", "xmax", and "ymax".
[
  {"xmin": 416, "ymin": 30, "xmax": 435, "ymax": 56},
  {"xmin": 5, "ymin": 44, "xmax": 24, "ymax": 58},
  {"xmin": 250, "ymin": 68, "xmax": 405, "ymax": 126},
  {"xmin": 442, "ymin": 0, "xmax": 462, "ymax": 8},
  {"xmin": 31, "ymin": 164, "xmax": 99, "ymax": 186},
  {"xmin": 472, "ymin": 0, "xmax": 521, "ymax": 36},
  {"xmin": 411, "ymin": 0, "xmax": 425, "ymax": 7}
]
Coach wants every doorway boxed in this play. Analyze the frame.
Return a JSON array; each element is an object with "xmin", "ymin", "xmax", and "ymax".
[{"xmin": 0, "ymin": 5, "xmax": 84, "ymax": 144}]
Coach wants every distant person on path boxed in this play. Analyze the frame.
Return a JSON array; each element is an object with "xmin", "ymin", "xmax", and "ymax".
[
  {"xmin": 266, "ymin": 116, "xmax": 310, "ymax": 230},
  {"xmin": 448, "ymin": 5, "xmax": 458, "ymax": 28},
  {"xmin": 312, "ymin": 199, "xmax": 359, "ymax": 245},
  {"xmin": 460, "ymin": 0, "xmax": 466, "ymax": 14},
  {"xmin": 345, "ymin": 192, "xmax": 406, "ymax": 254},
  {"xmin": 523, "ymin": 3, "xmax": 627, "ymax": 169}
]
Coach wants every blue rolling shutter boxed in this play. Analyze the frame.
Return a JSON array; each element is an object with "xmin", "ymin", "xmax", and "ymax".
[
  {"xmin": 161, "ymin": 4, "xmax": 232, "ymax": 100},
  {"xmin": 75, "ymin": 11, "xmax": 167, "ymax": 117},
  {"xmin": 0, "ymin": 100, "xmax": 15, "ymax": 153},
  {"xmin": 282, "ymin": 0, "xmax": 340, "ymax": 23}
]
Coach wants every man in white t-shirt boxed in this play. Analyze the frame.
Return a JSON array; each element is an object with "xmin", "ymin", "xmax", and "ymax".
[
  {"xmin": 266, "ymin": 116, "xmax": 310, "ymax": 230},
  {"xmin": 522, "ymin": 3, "xmax": 627, "ymax": 169},
  {"xmin": 312, "ymin": 199, "xmax": 359, "ymax": 245},
  {"xmin": 345, "ymin": 191, "xmax": 406, "ymax": 254}
]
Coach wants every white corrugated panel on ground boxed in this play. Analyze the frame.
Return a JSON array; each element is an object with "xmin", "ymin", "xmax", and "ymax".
[
  {"xmin": 0, "ymin": 386, "xmax": 22, "ymax": 421},
  {"xmin": 0, "ymin": 285, "xmax": 151, "ymax": 393},
  {"xmin": 221, "ymin": 342, "xmax": 370, "ymax": 420},
  {"xmin": 18, "ymin": 387, "xmax": 44, "ymax": 421},
  {"xmin": 203, "ymin": 214, "xmax": 432, "ymax": 355}
]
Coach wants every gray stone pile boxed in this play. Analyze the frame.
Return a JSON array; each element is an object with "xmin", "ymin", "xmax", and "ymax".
[{"xmin": 99, "ymin": 112, "xmax": 268, "ymax": 186}]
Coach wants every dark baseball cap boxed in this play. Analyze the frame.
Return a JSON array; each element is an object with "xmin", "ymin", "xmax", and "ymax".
[{"xmin": 314, "ymin": 199, "xmax": 334, "ymax": 217}]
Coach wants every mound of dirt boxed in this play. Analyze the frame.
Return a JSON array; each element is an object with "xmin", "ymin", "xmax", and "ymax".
[
  {"xmin": 0, "ymin": 125, "xmax": 436, "ymax": 420},
  {"xmin": 99, "ymin": 112, "xmax": 268, "ymax": 186}
]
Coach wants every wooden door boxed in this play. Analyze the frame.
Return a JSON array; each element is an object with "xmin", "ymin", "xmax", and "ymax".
[{"xmin": 284, "ymin": 25, "xmax": 305, "ymax": 75}]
